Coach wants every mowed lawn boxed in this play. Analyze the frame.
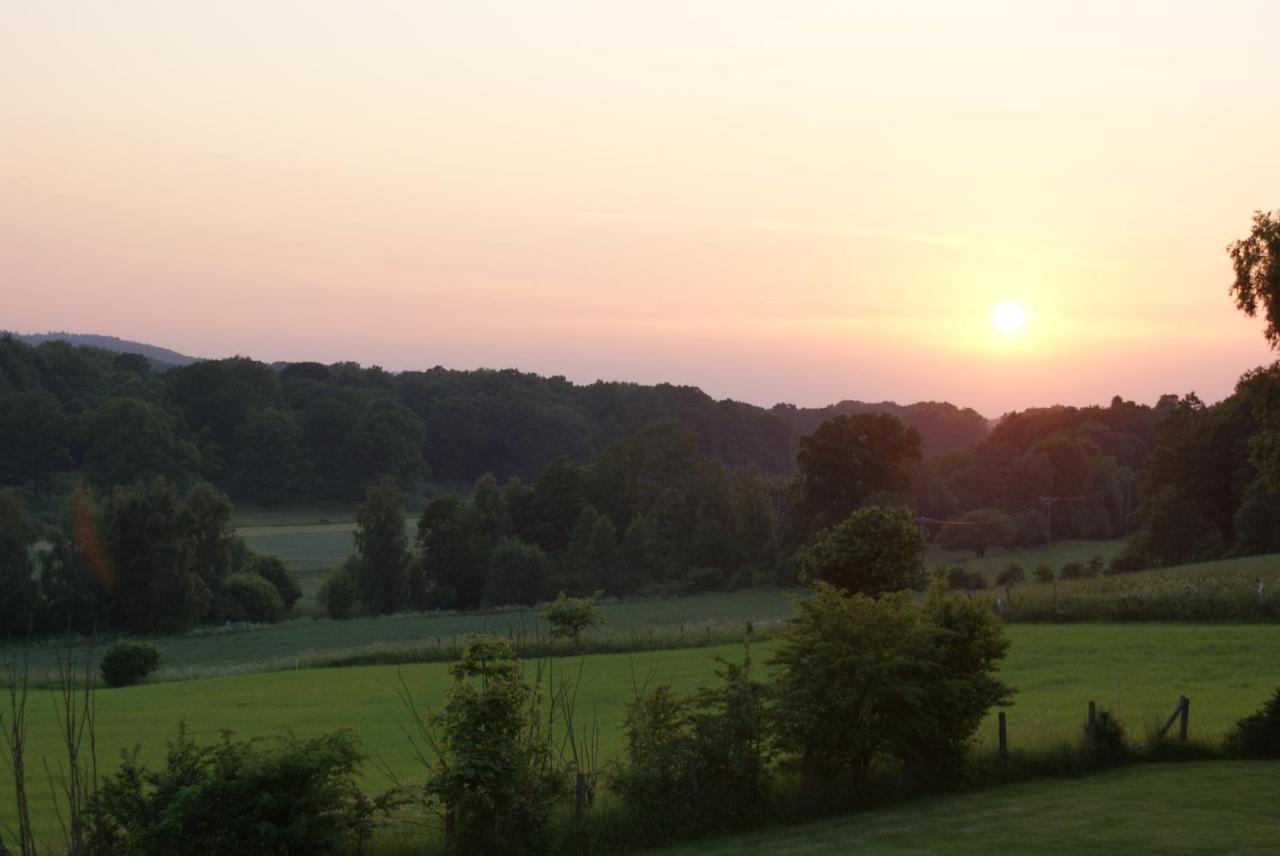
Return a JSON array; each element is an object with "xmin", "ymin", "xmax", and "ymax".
[
  {"xmin": 11, "ymin": 623, "xmax": 1280, "ymax": 845},
  {"xmin": 648, "ymin": 761, "xmax": 1280, "ymax": 855}
]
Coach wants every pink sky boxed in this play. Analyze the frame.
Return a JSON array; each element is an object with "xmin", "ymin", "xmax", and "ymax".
[{"xmin": 4, "ymin": 1, "xmax": 1279, "ymax": 417}]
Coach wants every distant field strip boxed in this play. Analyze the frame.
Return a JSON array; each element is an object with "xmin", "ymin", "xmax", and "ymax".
[{"xmin": 647, "ymin": 761, "xmax": 1280, "ymax": 855}]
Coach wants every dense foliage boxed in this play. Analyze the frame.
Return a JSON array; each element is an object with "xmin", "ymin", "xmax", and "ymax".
[
  {"xmin": 0, "ymin": 334, "xmax": 987, "ymax": 504},
  {"xmin": 87, "ymin": 727, "xmax": 373, "ymax": 855},
  {"xmin": 99, "ymin": 641, "xmax": 161, "ymax": 688}
]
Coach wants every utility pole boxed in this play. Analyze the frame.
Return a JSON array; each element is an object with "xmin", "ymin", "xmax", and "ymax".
[{"xmin": 1043, "ymin": 496, "xmax": 1053, "ymax": 544}]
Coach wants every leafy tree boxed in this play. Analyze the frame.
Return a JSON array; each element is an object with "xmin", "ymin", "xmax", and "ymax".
[
  {"xmin": 541, "ymin": 591, "xmax": 604, "ymax": 646},
  {"xmin": 794, "ymin": 413, "xmax": 921, "ymax": 534},
  {"xmin": 557, "ymin": 506, "xmax": 621, "ymax": 594},
  {"xmin": 101, "ymin": 477, "xmax": 207, "ymax": 632},
  {"xmin": 418, "ymin": 637, "xmax": 562, "ymax": 853},
  {"xmin": 1228, "ymin": 209, "xmax": 1280, "ymax": 346},
  {"xmin": 0, "ymin": 390, "xmax": 70, "ymax": 489},
  {"xmin": 937, "ymin": 508, "xmax": 1017, "ymax": 558},
  {"xmin": 0, "ymin": 489, "xmax": 40, "ymax": 634},
  {"xmin": 343, "ymin": 400, "xmax": 427, "ymax": 495},
  {"xmin": 1033, "ymin": 563, "xmax": 1055, "ymax": 583},
  {"xmin": 182, "ymin": 482, "xmax": 234, "ymax": 590},
  {"xmin": 353, "ymin": 477, "xmax": 410, "ymax": 614},
  {"xmin": 318, "ymin": 559, "xmax": 360, "ymax": 620},
  {"xmin": 231, "ymin": 407, "xmax": 312, "ymax": 504},
  {"xmin": 483, "ymin": 538, "xmax": 549, "ymax": 607},
  {"xmin": 245, "ymin": 554, "xmax": 302, "ymax": 611},
  {"xmin": 797, "ymin": 505, "xmax": 926, "ymax": 596},
  {"xmin": 416, "ymin": 494, "xmax": 490, "ymax": 610},
  {"xmin": 995, "ymin": 562, "xmax": 1026, "ymax": 587},
  {"xmin": 81, "ymin": 398, "xmax": 200, "ymax": 490},
  {"xmin": 1232, "ymin": 479, "xmax": 1280, "ymax": 556},
  {"xmin": 769, "ymin": 583, "xmax": 1009, "ymax": 788}
]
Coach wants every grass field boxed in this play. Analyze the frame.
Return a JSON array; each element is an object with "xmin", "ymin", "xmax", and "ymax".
[
  {"xmin": 973, "ymin": 549, "xmax": 1280, "ymax": 610},
  {"xmin": 10, "ymin": 623, "xmax": 1280, "ymax": 847},
  {"xmin": 647, "ymin": 761, "xmax": 1280, "ymax": 855},
  {"xmin": 926, "ymin": 537, "xmax": 1129, "ymax": 581},
  {"xmin": 8, "ymin": 590, "xmax": 798, "ymax": 682}
]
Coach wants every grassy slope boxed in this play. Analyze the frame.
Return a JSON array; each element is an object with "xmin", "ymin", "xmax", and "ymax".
[
  {"xmin": 647, "ymin": 761, "xmax": 1280, "ymax": 855},
  {"xmin": 12, "ymin": 624, "xmax": 1280, "ymax": 844},
  {"xmin": 925, "ymin": 537, "xmax": 1129, "ymax": 581},
  {"xmin": 972, "ymin": 550, "xmax": 1280, "ymax": 608}
]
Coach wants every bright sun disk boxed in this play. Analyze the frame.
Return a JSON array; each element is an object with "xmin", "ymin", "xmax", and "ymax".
[{"xmin": 991, "ymin": 301, "xmax": 1027, "ymax": 334}]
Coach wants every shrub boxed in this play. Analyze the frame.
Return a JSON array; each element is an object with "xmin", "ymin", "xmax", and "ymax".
[
  {"xmin": 541, "ymin": 591, "xmax": 605, "ymax": 646},
  {"xmin": 245, "ymin": 554, "xmax": 302, "ymax": 610},
  {"xmin": 317, "ymin": 559, "xmax": 359, "ymax": 620},
  {"xmin": 946, "ymin": 568, "xmax": 987, "ymax": 591},
  {"xmin": 100, "ymin": 641, "xmax": 161, "ymax": 687},
  {"xmin": 1085, "ymin": 709, "xmax": 1128, "ymax": 765},
  {"xmin": 1085, "ymin": 554, "xmax": 1106, "ymax": 578},
  {"xmin": 1225, "ymin": 688, "xmax": 1280, "ymax": 757},
  {"xmin": 87, "ymin": 726, "xmax": 373, "ymax": 855},
  {"xmin": 1033, "ymin": 563, "xmax": 1055, "ymax": 583},
  {"xmin": 769, "ymin": 583, "xmax": 1010, "ymax": 788},
  {"xmin": 219, "ymin": 572, "xmax": 285, "ymax": 624},
  {"xmin": 417, "ymin": 637, "xmax": 563, "ymax": 853},
  {"xmin": 994, "ymin": 563, "xmax": 1026, "ymax": 587},
  {"xmin": 1058, "ymin": 560, "xmax": 1087, "ymax": 581}
]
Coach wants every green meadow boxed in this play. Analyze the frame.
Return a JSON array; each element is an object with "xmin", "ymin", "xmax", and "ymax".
[
  {"xmin": 648, "ymin": 761, "xmax": 1280, "ymax": 855},
  {"xmin": 11, "ymin": 623, "xmax": 1280, "ymax": 846}
]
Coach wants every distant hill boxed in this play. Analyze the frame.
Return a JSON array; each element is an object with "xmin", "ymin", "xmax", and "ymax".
[{"xmin": 8, "ymin": 331, "xmax": 198, "ymax": 368}]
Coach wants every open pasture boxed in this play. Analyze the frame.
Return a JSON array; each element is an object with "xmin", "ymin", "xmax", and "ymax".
[
  {"xmin": 648, "ymin": 761, "xmax": 1280, "ymax": 855},
  {"xmin": 10, "ymin": 623, "xmax": 1280, "ymax": 846},
  {"xmin": 926, "ymin": 537, "xmax": 1129, "ymax": 581},
  {"xmin": 9, "ymin": 590, "xmax": 799, "ymax": 683}
]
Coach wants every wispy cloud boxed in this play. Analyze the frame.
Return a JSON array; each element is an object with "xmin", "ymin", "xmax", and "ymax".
[{"xmin": 580, "ymin": 210, "xmax": 1112, "ymax": 270}]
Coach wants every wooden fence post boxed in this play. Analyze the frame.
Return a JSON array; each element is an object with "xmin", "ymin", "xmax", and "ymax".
[
  {"xmin": 575, "ymin": 772, "xmax": 587, "ymax": 820},
  {"xmin": 998, "ymin": 711, "xmax": 1008, "ymax": 758},
  {"xmin": 1179, "ymin": 696, "xmax": 1189, "ymax": 743},
  {"xmin": 1087, "ymin": 700, "xmax": 1097, "ymax": 742}
]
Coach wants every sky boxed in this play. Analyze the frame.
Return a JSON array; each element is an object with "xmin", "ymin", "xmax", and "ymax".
[{"xmin": 4, "ymin": 1, "xmax": 1279, "ymax": 417}]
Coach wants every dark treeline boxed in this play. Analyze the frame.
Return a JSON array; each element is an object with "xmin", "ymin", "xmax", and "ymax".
[
  {"xmin": 916, "ymin": 396, "xmax": 1159, "ymax": 547},
  {"xmin": 0, "ymin": 334, "xmax": 987, "ymax": 503}
]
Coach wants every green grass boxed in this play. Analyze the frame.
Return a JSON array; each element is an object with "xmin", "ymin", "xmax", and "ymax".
[
  {"xmin": 646, "ymin": 761, "xmax": 1280, "ymax": 854},
  {"xmin": 974, "ymin": 550, "xmax": 1280, "ymax": 611},
  {"xmin": 10, "ymin": 623, "xmax": 1280, "ymax": 848},
  {"xmin": 926, "ymin": 537, "xmax": 1129, "ymax": 581},
  {"xmin": 8, "ymin": 590, "xmax": 798, "ymax": 683}
]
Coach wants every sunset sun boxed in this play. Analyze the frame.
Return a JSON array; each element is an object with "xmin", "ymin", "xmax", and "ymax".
[{"xmin": 991, "ymin": 301, "xmax": 1028, "ymax": 334}]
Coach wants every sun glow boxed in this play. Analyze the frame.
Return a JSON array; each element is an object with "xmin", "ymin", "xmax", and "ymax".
[{"xmin": 991, "ymin": 301, "xmax": 1028, "ymax": 334}]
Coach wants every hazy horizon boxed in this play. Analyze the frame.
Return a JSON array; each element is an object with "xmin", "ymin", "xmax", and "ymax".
[{"xmin": 6, "ymin": 2, "xmax": 1279, "ymax": 415}]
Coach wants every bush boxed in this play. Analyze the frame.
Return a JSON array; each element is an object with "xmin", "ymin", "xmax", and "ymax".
[
  {"xmin": 946, "ymin": 568, "xmax": 987, "ymax": 591},
  {"xmin": 1085, "ymin": 709, "xmax": 1127, "ymax": 765},
  {"xmin": 994, "ymin": 563, "xmax": 1026, "ymax": 587},
  {"xmin": 417, "ymin": 637, "xmax": 563, "ymax": 854},
  {"xmin": 100, "ymin": 641, "xmax": 161, "ymax": 687},
  {"xmin": 542, "ymin": 591, "xmax": 605, "ymax": 646},
  {"xmin": 245, "ymin": 554, "xmax": 302, "ymax": 610},
  {"xmin": 219, "ymin": 572, "xmax": 285, "ymax": 624},
  {"xmin": 88, "ymin": 726, "xmax": 373, "ymax": 855},
  {"xmin": 317, "ymin": 560, "xmax": 359, "ymax": 620},
  {"xmin": 1033, "ymin": 563, "xmax": 1055, "ymax": 583},
  {"xmin": 1085, "ymin": 554, "xmax": 1106, "ymax": 578},
  {"xmin": 1225, "ymin": 688, "xmax": 1280, "ymax": 757},
  {"xmin": 1058, "ymin": 560, "xmax": 1088, "ymax": 581}
]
